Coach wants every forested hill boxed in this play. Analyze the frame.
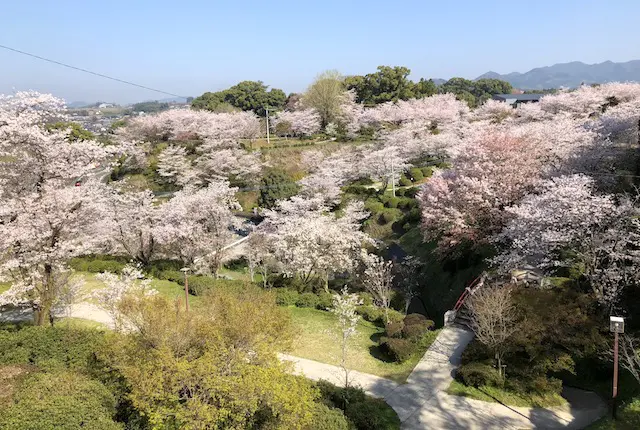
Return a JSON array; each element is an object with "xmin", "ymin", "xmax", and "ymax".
[{"xmin": 476, "ymin": 59, "xmax": 640, "ymax": 89}]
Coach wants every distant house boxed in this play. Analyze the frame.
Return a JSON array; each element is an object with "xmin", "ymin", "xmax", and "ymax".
[
  {"xmin": 98, "ymin": 103, "xmax": 115, "ymax": 109},
  {"xmin": 492, "ymin": 93, "xmax": 543, "ymax": 107}
]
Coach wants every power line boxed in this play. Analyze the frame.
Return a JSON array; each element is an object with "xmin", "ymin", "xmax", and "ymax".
[{"xmin": 0, "ymin": 43, "xmax": 188, "ymax": 99}]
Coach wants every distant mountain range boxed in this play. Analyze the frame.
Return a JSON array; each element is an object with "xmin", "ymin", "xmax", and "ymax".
[{"xmin": 476, "ymin": 60, "xmax": 640, "ymax": 90}]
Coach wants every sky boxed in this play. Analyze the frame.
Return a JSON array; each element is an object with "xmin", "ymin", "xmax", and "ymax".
[{"xmin": 1, "ymin": 0, "xmax": 639, "ymax": 104}]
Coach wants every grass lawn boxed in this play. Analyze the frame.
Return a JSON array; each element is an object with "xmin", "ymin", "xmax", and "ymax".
[
  {"xmin": 287, "ymin": 307, "xmax": 439, "ymax": 383},
  {"xmin": 76, "ymin": 272, "xmax": 202, "ymax": 308},
  {"xmin": 446, "ymin": 380, "xmax": 567, "ymax": 408}
]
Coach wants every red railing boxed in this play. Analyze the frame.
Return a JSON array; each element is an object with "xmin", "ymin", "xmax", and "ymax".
[{"xmin": 453, "ymin": 275, "xmax": 483, "ymax": 311}]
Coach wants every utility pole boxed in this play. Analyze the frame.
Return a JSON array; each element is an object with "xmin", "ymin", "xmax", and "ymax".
[
  {"xmin": 266, "ymin": 107, "xmax": 270, "ymax": 146},
  {"xmin": 610, "ymin": 316, "xmax": 625, "ymax": 419},
  {"xmin": 181, "ymin": 267, "xmax": 190, "ymax": 312},
  {"xmin": 391, "ymin": 157, "xmax": 396, "ymax": 197}
]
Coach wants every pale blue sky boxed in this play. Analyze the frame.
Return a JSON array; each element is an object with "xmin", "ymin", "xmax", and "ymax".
[{"xmin": 1, "ymin": 0, "xmax": 638, "ymax": 103}]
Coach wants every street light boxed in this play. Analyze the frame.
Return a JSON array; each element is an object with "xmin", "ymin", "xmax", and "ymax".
[
  {"xmin": 610, "ymin": 316, "xmax": 625, "ymax": 419},
  {"xmin": 181, "ymin": 267, "xmax": 191, "ymax": 312}
]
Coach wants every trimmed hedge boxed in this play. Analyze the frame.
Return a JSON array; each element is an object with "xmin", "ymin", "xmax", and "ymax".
[
  {"xmin": 275, "ymin": 289, "xmax": 299, "ymax": 306},
  {"xmin": 315, "ymin": 380, "xmax": 400, "ymax": 430},
  {"xmin": 0, "ymin": 325, "xmax": 107, "ymax": 372},
  {"xmin": 380, "ymin": 337, "xmax": 415, "ymax": 362},
  {"xmin": 456, "ymin": 362, "xmax": 504, "ymax": 388},
  {"xmin": 399, "ymin": 175, "xmax": 412, "ymax": 187},
  {"xmin": 384, "ymin": 321, "xmax": 404, "ymax": 339},
  {"xmin": 305, "ymin": 403, "xmax": 350, "ymax": 430},
  {"xmin": 420, "ymin": 166, "xmax": 434, "ymax": 178},
  {"xmin": 409, "ymin": 168, "xmax": 424, "ymax": 182},
  {"xmin": 297, "ymin": 292, "xmax": 319, "ymax": 308}
]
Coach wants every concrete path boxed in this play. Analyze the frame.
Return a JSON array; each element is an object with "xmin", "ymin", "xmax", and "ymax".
[
  {"xmin": 282, "ymin": 326, "xmax": 606, "ymax": 429},
  {"xmin": 280, "ymin": 354, "xmax": 400, "ymax": 399}
]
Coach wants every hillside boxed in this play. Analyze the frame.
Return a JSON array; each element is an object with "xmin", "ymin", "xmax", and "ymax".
[{"xmin": 476, "ymin": 59, "xmax": 640, "ymax": 89}]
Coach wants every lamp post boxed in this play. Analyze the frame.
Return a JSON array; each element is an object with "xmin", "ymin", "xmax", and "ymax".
[
  {"xmin": 610, "ymin": 316, "xmax": 625, "ymax": 419},
  {"xmin": 181, "ymin": 267, "xmax": 191, "ymax": 312}
]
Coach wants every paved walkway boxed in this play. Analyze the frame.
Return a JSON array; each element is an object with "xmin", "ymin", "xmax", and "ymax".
[
  {"xmin": 282, "ymin": 326, "xmax": 606, "ymax": 429},
  {"xmin": 2, "ymin": 304, "xmax": 606, "ymax": 429}
]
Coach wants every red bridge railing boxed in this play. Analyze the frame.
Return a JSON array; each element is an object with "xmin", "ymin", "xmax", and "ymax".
[{"xmin": 453, "ymin": 275, "xmax": 483, "ymax": 311}]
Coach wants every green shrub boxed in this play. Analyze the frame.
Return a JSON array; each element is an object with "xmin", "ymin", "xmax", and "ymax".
[
  {"xmin": 365, "ymin": 199, "xmax": 385, "ymax": 214},
  {"xmin": 305, "ymin": 403, "xmax": 350, "ymax": 430},
  {"xmin": 344, "ymin": 398, "xmax": 401, "ymax": 430},
  {"xmin": 157, "ymin": 270, "xmax": 184, "ymax": 284},
  {"xmin": 381, "ymin": 337, "xmax": 415, "ymax": 362},
  {"xmin": 618, "ymin": 398, "xmax": 640, "ymax": 429},
  {"xmin": 387, "ymin": 309, "xmax": 404, "ymax": 324},
  {"xmin": 343, "ymin": 185, "xmax": 376, "ymax": 197},
  {"xmin": 457, "ymin": 362, "xmax": 504, "ymax": 388},
  {"xmin": 399, "ymin": 175, "xmax": 412, "ymax": 187},
  {"xmin": 395, "ymin": 188, "xmax": 406, "ymax": 197},
  {"xmin": 378, "ymin": 211, "xmax": 398, "ymax": 225},
  {"xmin": 420, "ymin": 166, "xmax": 434, "ymax": 177},
  {"xmin": 403, "ymin": 313, "xmax": 428, "ymax": 326},
  {"xmin": 0, "ymin": 326, "xmax": 106, "ymax": 372},
  {"xmin": 402, "ymin": 320, "xmax": 433, "ymax": 340},
  {"xmin": 187, "ymin": 275, "xmax": 217, "ymax": 295},
  {"xmin": 275, "ymin": 289, "xmax": 299, "ymax": 306},
  {"xmin": 356, "ymin": 305, "xmax": 384, "ymax": 324},
  {"xmin": 316, "ymin": 292, "xmax": 334, "ymax": 310},
  {"xmin": 0, "ymin": 371, "xmax": 122, "ymax": 430},
  {"xmin": 69, "ymin": 256, "xmax": 127, "ymax": 274},
  {"xmin": 259, "ymin": 169, "xmax": 300, "ymax": 208},
  {"xmin": 358, "ymin": 292, "xmax": 374, "ymax": 306},
  {"xmin": 147, "ymin": 259, "xmax": 183, "ymax": 278},
  {"xmin": 396, "ymin": 198, "xmax": 416, "ymax": 210},
  {"xmin": 385, "ymin": 197, "xmax": 400, "ymax": 208},
  {"xmin": 404, "ymin": 188, "xmax": 419, "ymax": 198},
  {"xmin": 409, "ymin": 168, "xmax": 424, "ymax": 182},
  {"xmin": 315, "ymin": 380, "xmax": 400, "ymax": 430},
  {"xmin": 297, "ymin": 292, "xmax": 319, "ymax": 308},
  {"xmin": 385, "ymin": 321, "xmax": 404, "ymax": 338}
]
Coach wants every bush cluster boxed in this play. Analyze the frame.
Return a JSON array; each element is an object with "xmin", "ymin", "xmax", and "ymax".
[
  {"xmin": 456, "ymin": 362, "xmax": 504, "ymax": 388},
  {"xmin": 379, "ymin": 313, "xmax": 435, "ymax": 363},
  {"xmin": 0, "ymin": 371, "xmax": 122, "ymax": 430},
  {"xmin": 0, "ymin": 325, "xmax": 107, "ymax": 372}
]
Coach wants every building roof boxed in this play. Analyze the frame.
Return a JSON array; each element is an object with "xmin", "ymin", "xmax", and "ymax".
[{"xmin": 492, "ymin": 94, "xmax": 544, "ymax": 102}]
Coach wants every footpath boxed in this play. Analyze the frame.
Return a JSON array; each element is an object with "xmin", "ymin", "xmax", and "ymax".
[
  {"xmin": 283, "ymin": 326, "xmax": 606, "ymax": 430},
  {"xmin": 1, "ymin": 305, "xmax": 606, "ymax": 429}
]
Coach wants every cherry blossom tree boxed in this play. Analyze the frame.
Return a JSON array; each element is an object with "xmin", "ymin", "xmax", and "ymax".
[
  {"xmin": 493, "ymin": 175, "xmax": 616, "ymax": 271},
  {"xmin": 118, "ymin": 109, "xmax": 262, "ymax": 183},
  {"xmin": 419, "ymin": 132, "xmax": 544, "ymax": 254},
  {"xmin": 156, "ymin": 182, "xmax": 241, "ymax": 276},
  {"xmin": 272, "ymin": 109, "xmax": 322, "ymax": 137},
  {"xmin": 0, "ymin": 92, "xmax": 112, "ymax": 325},
  {"xmin": 156, "ymin": 145, "xmax": 199, "ymax": 187},
  {"xmin": 472, "ymin": 99, "xmax": 516, "ymax": 123},
  {"xmin": 360, "ymin": 253, "xmax": 394, "ymax": 323},
  {"xmin": 104, "ymin": 190, "xmax": 160, "ymax": 266},
  {"xmin": 331, "ymin": 287, "xmax": 363, "ymax": 387},
  {"xmin": 259, "ymin": 197, "xmax": 370, "ymax": 291}
]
